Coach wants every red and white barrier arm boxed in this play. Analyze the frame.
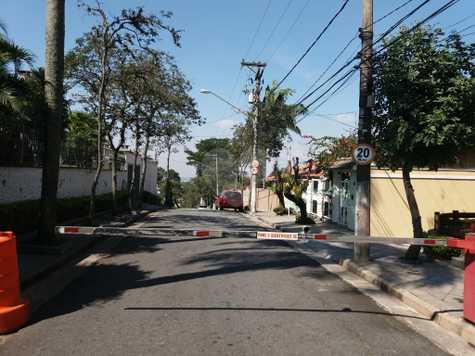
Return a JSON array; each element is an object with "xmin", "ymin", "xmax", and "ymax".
[{"xmin": 257, "ymin": 231, "xmax": 451, "ymax": 246}]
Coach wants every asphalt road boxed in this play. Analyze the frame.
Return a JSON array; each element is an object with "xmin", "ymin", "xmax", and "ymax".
[{"xmin": 1, "ymin": 209, "xmax": 449, "ymax": 355}]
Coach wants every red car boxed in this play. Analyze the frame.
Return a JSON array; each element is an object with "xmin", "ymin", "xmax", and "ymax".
[{"xmin": 215, "ymin": 190, "xmax": 244, "ymax": 212}]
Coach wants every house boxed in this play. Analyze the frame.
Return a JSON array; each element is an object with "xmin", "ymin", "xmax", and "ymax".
[{"xmin": 320, "ymin": 157, "xmax": 475, "ymax": 237}]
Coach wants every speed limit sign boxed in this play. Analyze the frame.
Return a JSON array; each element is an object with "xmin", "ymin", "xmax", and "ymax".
[
  {"xmin": 353, "ymin": 144, "xmax": 375, "ymax": 165},
  {"xmin": 251, "ymin": 160, "xmax": 260, "ymax": 168},
  {"xmin": 251, "ymin": 167, "xmax": 259, "ymax": 175}
]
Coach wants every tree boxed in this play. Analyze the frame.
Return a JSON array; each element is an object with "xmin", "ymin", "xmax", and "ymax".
[
  {"xmin": 158, "ymin": 116, "xmax": 190, "ymax": 208},
  {"xmin": 268, "ymin": 162, "xmax": 286, "ymax": 212},
  {"xmin": 230, "ymin": 125, "xmax": 252, "ymax": 196},
  {"xmin": 309, "ymin": 134, "xmax": 357, "ymax": 173},
  {"xmin": 157, "ymin": 167, "xmax": 182, "ymax": 207},
  {"xmin": 185, "ymin": 138, "xmax": 236, "ymax": 204},
  {"xmin": 258, "ymin": 82, "xmax": 304, "ymax": 158},
  {"xmin": 66, "ymin": 1, "xmax": 180, "ymax": 219},
  {"xmin": 373, "ymin": 26, "xmax": 475, "ymax": 259},
  {"xmin": 62, "ymin": 112, "xmax": 97, "ymax": 168},
  {"xmin": 282, "ymin": 157, "xmax": 312, "ymax": 224},
  {"xmin": 38, "ymin": 0, "xmax": 65, "ymax": 242}
]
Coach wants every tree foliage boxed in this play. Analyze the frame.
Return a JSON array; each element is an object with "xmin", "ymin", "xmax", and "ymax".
[
  {"xmin": 373, "ymin": 26, "xmax": 474, "ymax": 258},
  {"xmin": 309, "ymin": 134, "xmax": 357, "ymax": 173}
]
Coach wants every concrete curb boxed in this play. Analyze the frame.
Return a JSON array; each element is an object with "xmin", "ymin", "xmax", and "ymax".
[
  {"xmin": 248, "ymin": 213, "xmax": 475, "ymax": 347},
  {"xmin": 340, "ymin": 257, "xmax": 475, "ymax": 347}
]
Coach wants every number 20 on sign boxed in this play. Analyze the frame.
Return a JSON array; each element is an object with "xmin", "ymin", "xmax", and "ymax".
[{"xmin": 353, "ymin": 144, "xmax": 375, "ymax": 165}]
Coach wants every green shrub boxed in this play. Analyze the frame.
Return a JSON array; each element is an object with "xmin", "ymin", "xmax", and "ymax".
[
  {"xmin": 0, "ymin": 191, "xmax": 129, "ymax": 234},
  {"xmin": 422, "ymin": 234, "xmax": 462, "ymax": 260},
  {"xmin": 295, "ymin": 215, "xmax": 315, "ymax": 225},
  {"xmin": 142, "ymin": 191, "xmax": 162, "ymax": 205},
  {"xmin": 273, "ymin": 206, "xmax": 289, "ymax": 215}
]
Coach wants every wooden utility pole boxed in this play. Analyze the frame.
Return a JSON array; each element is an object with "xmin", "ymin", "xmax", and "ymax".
[
  {"xmin": 241, "ymin": 60, "xmax": 266, "ymax": 214},
  {"xmin": 354, "ymin": 0, "xmax": 373, "ymax": 263}
]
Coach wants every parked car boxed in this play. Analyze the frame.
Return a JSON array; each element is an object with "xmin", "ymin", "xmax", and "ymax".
[{"xmin": 215, "ymin": 190, "xmax": 243, "ymax": 212}]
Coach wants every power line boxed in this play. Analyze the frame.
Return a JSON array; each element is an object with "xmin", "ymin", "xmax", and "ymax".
[
  {"xmin": 373, "ymin": 0, "xmax": 461, "ymax": 57},
  {"xmin": 227, "ymin": 1, "xmax": 273, "ymax": 119},
  {"xmin": 297, "ymin": 0, "xmax": 461, "ymax": 126},
  {"xmin": 274, "ymin": 0, "xmax": 351, "ymax": 91},
  {"xmin": 297, "ymin": 0, "xmax": 457, "ymax": 107},
  {"xmin": 298, "ymin": 68, "xmax": 358, "ymax": 123},
  {"xmin": 243, "ymin": 0, "xmax": 273, "ymax": 60},
  {"xmin": 448, "ymin": 11, "xmax": 475, "ymax": 28},
  {"xmin": 295, "ymin": 0, "xmax": 419, "ymax": 103},
  {"xmin": 459, "ymin": 23, "xmax": 475, "ymax": 33},
  {"xmin": 266, "ymin": 0, "xmax": 312, "ymax": 63},
  {"xmin": 256, "ymin": 0, "xmax": 294, "ymax": 59}
]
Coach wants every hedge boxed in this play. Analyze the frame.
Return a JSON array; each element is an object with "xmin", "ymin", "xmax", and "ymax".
[{"xmin": 0, "ymin": 191, "xmax": 129, "ymax": 235}]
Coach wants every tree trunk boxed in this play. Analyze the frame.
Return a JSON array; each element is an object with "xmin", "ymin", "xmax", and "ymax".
[
  {"xmin": 111, "ymin": 149, "xmax": 119, "ymax": 214},
  {"xmin": 402, "ymin": 163, "xmax": 424, "ymax": 260},
  {"xmin": 164, "ymin": 144, "xmax": 173, "ymax": 208},
  {"xmin": 276, "ymin": 190, "xmax": 286, "ymax": 209},
  {"xmin": 139, "ymin": 131, "xmax": 150, "ymax": 204},
  {"xmin": 38, "ymin": 0, "xmax": 65, "ymax": 243},
  {"xmin": 283, "ymin": 191, "xmax": 308, "ymax": 220},
  {"xmin": 89, "ymin": 41, "xmax": 108, "ymax": 221},
  {"xmin": 128, "ymin": 130, "xmax": 140, "ymax": 211}
]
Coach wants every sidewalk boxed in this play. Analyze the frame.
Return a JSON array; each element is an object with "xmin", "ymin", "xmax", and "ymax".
[
  {"xmin": 251, "ymin": 211, "xmax": 475, "ymax": 346},
  {"xmin": 16, "ymin": 207, "xmax": 155, "ymax": 288}
]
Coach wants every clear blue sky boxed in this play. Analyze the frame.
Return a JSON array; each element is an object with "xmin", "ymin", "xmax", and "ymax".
[{"xmin": 2, "ymin": 0, "xmax": 474, "ymax": 179}]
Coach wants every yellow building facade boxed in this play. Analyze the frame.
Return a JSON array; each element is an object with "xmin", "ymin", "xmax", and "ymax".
[{"xmin": 370, "ymin": 169, "xmax": 475, "ymax": 237}]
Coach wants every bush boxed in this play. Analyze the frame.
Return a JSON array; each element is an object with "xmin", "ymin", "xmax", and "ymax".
[
  {"xmin": 0, "ymin": 191, "xmax": 129, "ymax": 234},
  {"xmin": 424, "ymin": 246, "xmax": 462, "ymax": 260},
  {"xmin": 422, "ymin": 234, "xmax": 462, "ymax": 260},
  {"xmin": 142, "ymin": 191, "xmax": 162, "ymax": 206},
  {"xmin": 273, "ymin": 206, "xmax": 289, "ymax": 215},
  {"xmin": 295, "ymin": 215, "xmax": 315, "ymax": 225}
]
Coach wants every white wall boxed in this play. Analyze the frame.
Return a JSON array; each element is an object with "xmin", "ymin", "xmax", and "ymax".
[
  {"xmin": 0, "ymin": 162, "xmax": 158, "ymax": 204},
  {"xmin": 0, "ymin": 167, "xmax": 128, "ymax": 204}
]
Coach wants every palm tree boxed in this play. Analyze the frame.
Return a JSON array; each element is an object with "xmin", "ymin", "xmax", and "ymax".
[
  {"xmin": 0, "ymin": 34, "xmax": 33, "ymax": 108},
  {"xmin": 38, "ymin": 0, "xmax": 65, "ymax": 242}
]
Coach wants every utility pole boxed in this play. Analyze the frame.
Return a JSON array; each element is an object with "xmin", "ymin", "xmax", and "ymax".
[
  {"xmin": 215, "ymin": 154, "xmax": 219, "ymax": 198},
  {"xmin": 355, "ymin": 0, "xmax": 373, "ymax": 263},
  {"xmin": 241, "ymin": 60, "xmax": 266, "ymax": 214}
]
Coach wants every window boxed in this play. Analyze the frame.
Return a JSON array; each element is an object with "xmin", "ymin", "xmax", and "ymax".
[
  {"xmin": 312, "ymin": 200, "xmax": 318, "ymax": 213},
  {"xmin": 313, "ymin": 180, "xmax": 319, "ymax": 193}
]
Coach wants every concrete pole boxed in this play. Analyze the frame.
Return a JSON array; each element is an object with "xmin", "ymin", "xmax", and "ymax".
[
  {"xmin": 354, "ymin": 0, "xmax": 373, "ymax": 263},
  {"xmin": 215, "ymin": 154, "xmax": 219, "ymax": 197}
]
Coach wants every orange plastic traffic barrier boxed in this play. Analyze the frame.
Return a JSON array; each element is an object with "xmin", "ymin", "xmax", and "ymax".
[{"xmin": 0, "ymin": 231, "xmax": 29, "ymax": 334}]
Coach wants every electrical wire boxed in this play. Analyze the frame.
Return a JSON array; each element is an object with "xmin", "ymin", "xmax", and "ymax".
[
  {"xmin": 295, "ymin": 0, "xmax": 419, "ymax": 103},
  {"xmin": 274, "ymin": 0, "xmax": 351, "ymax": 91},
  {"xmin": 266, "ymin": 0, "xmax": 312, "ymax": 63},
  {"xmin": 447, "ymin": 11, "xmax": 475, "ymax": 28},
  {"xmin": 296, "ymin": 0, "xmax": 462, "ymax": 124},
  {"xmin": 256, "ymin": 0, "xmax": 294, "ymax": 59},
  {"xmin": 298, "ymin": 69, "xmax": 358, "ymax": 123},
  {"xmin": 243, "ymin": 0, "xmax": 273, "ymax": 60},
  {"xmin": 297, "ymin": 0, "xmax": 457, "ymax": 107},
  {"xmin": 459, "ymin": 23, "xmax": 475, "ymax": 33}
]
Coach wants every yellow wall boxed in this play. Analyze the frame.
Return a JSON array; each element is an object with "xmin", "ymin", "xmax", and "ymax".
[
  {"xmin": 370, "ymin": 169, "xmax": 475, "ymax": 237},
  {"xmin": 243, "ymin": 188, "xmax": 279, "ymax": 212}
]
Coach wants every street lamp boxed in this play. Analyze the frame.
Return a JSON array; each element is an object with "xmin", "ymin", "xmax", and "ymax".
[{"xmin": 200, "ymin": 89, "xmax": 248, "ymax": 115}]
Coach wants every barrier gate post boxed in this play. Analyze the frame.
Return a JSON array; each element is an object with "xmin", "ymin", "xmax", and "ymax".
[
  {"xmin": 463, "ymin": 234, "xmax": 475, "ymax": 324},
  {"xmin": 0, "ymin": 231, "xmax": 29, "ymax": 333}
]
